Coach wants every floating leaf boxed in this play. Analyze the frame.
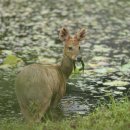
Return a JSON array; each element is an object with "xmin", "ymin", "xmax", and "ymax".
[
  {"xmin": 3, "ymin": 55, "xmax": 22, "ymax": 66},
  {"xmin": 37, "ymin": 56, "xmax": 56, "ymax": 63},
  {"xmin": 113, "ymin": 91, "xmax": 123, "ymax": 95},
  {"xmin": 117, "ymin": 87, "xmax": 126, "ymax": 90},
  {"xmin": 92, "ymin": 56, "xmax": 109, "ymax": 62},
  {"xmin": 0, "ymin": 64, "xmax": 11, "ymax": 69},
  {"xmin": 2, "ymin": 50, "xmax": 13, "ymax": 55},
  {"xmin": 93, "ymin": 45, "xmax": 111, "ymax": 53},
  {"xmin": 94, "ymin": 67, "xmax": 116, "ymax": 74},
  {"xmin": 103, "ymin": 80, "xmax": 129, "ymax": 87},
  {"xmin": 95, "ymin": 68, "xmax": 108, "ymax": 74},
  {"xmin": 88, "ymin": 63, "xmax": 99, "ymax": 68}
]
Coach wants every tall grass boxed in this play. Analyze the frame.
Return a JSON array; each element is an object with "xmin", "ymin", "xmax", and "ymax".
[{"xmin": 0, "ymin": 97, "xmax": 130, "ymax": 130}]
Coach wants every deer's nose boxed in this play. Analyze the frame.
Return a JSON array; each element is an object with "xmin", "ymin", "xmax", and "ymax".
[{"xmin": 76, "ymin": 55, "xmax": 82, "ymax": 62}]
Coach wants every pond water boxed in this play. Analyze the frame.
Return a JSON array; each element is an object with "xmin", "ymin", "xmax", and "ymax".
[
  {"xmin": 0, "ymin": 0, "xmax": 130, "ymax": 120},
  {"xmin": 0, "ymin": 56, "xmax": 130, "ymax": 120}
]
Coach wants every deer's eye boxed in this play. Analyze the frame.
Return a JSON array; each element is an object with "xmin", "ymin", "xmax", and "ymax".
[{"xmin": 68, "ymin": 47, "xmax": 73, "ymax": 51}]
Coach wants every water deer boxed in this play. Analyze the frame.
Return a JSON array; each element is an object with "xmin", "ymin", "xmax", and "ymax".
[{"xmin": 15, "ymin": 27, "xmax": 86, "ymax": 122}]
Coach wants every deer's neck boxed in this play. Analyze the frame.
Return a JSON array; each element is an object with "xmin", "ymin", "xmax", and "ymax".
[{"xmin": 60, "ymin": 55, "xmax": 74, "ymax": 79}]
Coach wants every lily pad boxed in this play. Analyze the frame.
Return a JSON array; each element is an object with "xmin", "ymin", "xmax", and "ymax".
[
  {"xmin": 3, "ymin": 55, "xmax": 22, "ymax": 66},
  {"xmin": 117, "ymin": 87, "xmax": 126, "ymax": 90},
  {"xmin": 37, "ymin": 56, "xmax": 56, "ymax": 63},
  {"xmin": 2, "ymin": 50, "xmax": 13, "ymax": 55},
  {"xmin": 94, "ymin": 67, "xmax": 116, "ymax": 74},
  {"xmin": 92, "ymin": 56, "xmax": 109, "ymax": 62},
  {"xmin": 113, "ymin": 91, "xmax": 123, "ymax": 95},
  {"xmin": 0, "ymin": 64, "xmax": 12, "ymax": 69},
  {"xmin": 103, "ymin": 80, "xmax": 129, "ymax": 87},
  {"xmin": 93, "ymin": 45, "xmax": 111, "ymax": 53}
]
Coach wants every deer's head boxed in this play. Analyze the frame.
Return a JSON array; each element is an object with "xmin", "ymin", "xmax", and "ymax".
[{"xmin": 59, "ymin": 27, "xmax": 86, "ymax": 61}]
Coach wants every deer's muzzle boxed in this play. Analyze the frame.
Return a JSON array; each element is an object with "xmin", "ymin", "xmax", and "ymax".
[{"xmin": 73, "ymin": 56, "xmax": 84, "ymax": 71}]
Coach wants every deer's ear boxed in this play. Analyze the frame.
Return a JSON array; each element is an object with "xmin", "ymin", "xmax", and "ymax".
[
  {"xmin": 75, "ymin": 28, "xmax": 86, "ymax": 41},
  {"xmin": 59, "ymin": 27, "xmax": 70, "ymax": 41}
]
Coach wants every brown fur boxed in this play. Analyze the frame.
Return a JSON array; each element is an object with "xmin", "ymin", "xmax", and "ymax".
[{"xmin": 15, "ymin": 27, "xmax": 86, "ymax": 122}]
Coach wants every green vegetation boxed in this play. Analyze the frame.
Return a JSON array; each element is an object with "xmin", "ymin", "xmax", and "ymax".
[{"xmin": 1, "ymin": 98, "xmax": 130, "ymax": 130}]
